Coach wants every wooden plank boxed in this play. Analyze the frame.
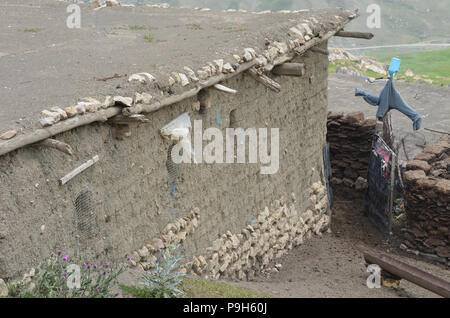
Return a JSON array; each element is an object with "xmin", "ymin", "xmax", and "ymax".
[
  {"xmin": 335, "ymin": 31, "xmax": 374, "ymax": 39},
  {"xmin": 60, "ymin": 155, "xmax": 99, "ymax": 185},
  {"xmin": 310, "ymin": 47, "xmax": 329, "ymax": 56},
  {"xmin": 272, "ymin": 63, "xmax": 305, "ymax": 77},
  {"xmin": 0, "ymin": 108, "xmax": 119, "ymax": 157},
  {"xmin": 108, "ymin": 114, "xmax": 150, "ymax": 124}
]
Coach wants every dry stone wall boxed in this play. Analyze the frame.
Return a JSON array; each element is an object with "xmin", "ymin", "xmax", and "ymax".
[
  {"xmin": 402, "ymin": 135, "xmax": 450, "ymax": 262},
  {"xmin": 326, "ymin": 111, "xmax": 376, "ymax": 191}
]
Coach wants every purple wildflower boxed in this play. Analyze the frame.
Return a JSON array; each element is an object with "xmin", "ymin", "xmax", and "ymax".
[
  {"xmin": 57, "ymin": 250, "xmax": 62, "ymax": 255},
  {"xmin": 63, "ymin": 255, "xmax": 69, "ymax": 261},
  {"xmin": 105, "ymin": 264, "xmax": 109, "ymax": 268},
  {"xmin": 94, "ymin": 264, "xmax": 98, "ymax": 269},
  {"xmin": 83, "ymin": 262, "xmax": 87, "ymax": 267}
]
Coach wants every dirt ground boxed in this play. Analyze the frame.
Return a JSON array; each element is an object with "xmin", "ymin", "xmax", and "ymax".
[
  {"xmin": 229, "ymin": 189, "xmax": 450, "ymax": 298},
  {"xmin": 117, "ymin": 187, "xmax": 450, "ymax": 298}
]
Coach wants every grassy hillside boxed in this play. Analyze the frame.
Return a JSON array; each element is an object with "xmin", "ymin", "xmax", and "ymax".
[
  {"xmin": 329, "ymin": 48, "xmax": 450, "ymax": 86},
  {"xmin": 379, "ymin": 49, "xmax": 450, "ymax": 78}
]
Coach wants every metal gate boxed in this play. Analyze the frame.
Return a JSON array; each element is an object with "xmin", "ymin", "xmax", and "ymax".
[{"xmin": 365, "ymin": 134, "xmax": 396, "ymax": 234}]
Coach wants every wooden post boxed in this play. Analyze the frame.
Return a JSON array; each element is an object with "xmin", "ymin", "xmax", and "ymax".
[
  {"xmin": 108, "ymin": 114, "xmax": 150, "ymax": 124},
  {"xmin": 247, "ymin": 68, "xmax": 281, "ymax": 92},
  {"xmin": 310, "ymin": 47, "xmax": 329, "ymax": 56},
  {"xmin": 335, "ymin": 31, "xmax": 374, "ymax": 39},
  {"xmin": 272, "ymin": 63, "xmax": 305, "ymax": 77},
  {"xmin": 0, "ymin": 107, "xmax": 119, "ymax": 157}
]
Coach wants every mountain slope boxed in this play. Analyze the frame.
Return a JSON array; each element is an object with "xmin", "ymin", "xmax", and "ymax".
[{"xmin": 120, "ymin": 0, "xmax": 450, "ymax": 48}]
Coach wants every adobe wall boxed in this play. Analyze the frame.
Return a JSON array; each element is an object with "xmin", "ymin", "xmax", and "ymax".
[
  {"xmin": 0, "ymin": 43, "xmax": 330, "ymax": 280},
  {"xmin": 402, "ymin": 135, "xmax": 450, "ymax": 263}
]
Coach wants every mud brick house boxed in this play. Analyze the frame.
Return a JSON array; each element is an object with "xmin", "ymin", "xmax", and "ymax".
[{"xmin": 0, "ymin": 0, "xmax": 359, "ymax": 280}]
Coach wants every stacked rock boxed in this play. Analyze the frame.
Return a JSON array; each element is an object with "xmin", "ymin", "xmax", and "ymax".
[
  {"xmin": 327, "ymin": 111, "xmax": 376, "ymax": 189},
  {"xmin": 185, "ymin": 182, "xmax": 330, "ymax": 281},
  {"xmin": 402, "ymin": 135, "xmax": 450, "ymax": 262},
  {"xmin": 127, "ymin": 208, "xmax": 200, "ymax": 271}
]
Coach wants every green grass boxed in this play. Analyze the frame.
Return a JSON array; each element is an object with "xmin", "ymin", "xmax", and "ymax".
[
  {"xmin": 120, "ymin": 277, "xmax": 272, "ymax": 298},
  {"xmin": 329, "ymin": 49, "xmax": 450, "ymax": 86},
  {"xmin": 24, "ymin": 28, "xmax": 41, "ymax": 33},
  {"xmin": 185, "ymin": 23, "xmax": 203, "ymax": 30},
  {"xmin": 379, "ymin": 49, "xmax": 450, "ymax": 79},
  {"xmin": 113, "ymin": 25, "xmax": 158, "ymax": 31},
  {"xmin": 129, "ymin": 25, "xmax": 151, "ymax": 31},
  {"xmin": 144, "ymin": 34, "xmax": 154, "ymax": 43},
  {"xmin": 181, "ymin": 277, "xmax": 272, "ymax": 298},
  {"xmin": 120, "ymin": 284, "xmax": 159, "ymax": 298}
]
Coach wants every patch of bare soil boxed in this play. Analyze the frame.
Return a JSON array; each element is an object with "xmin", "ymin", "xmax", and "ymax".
[{"xmin": 229, "ymin": 188, "xmax": 450, "ymax": 298}]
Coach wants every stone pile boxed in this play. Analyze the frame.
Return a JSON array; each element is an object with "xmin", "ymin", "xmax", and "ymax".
[
  {"xmin": 327, "ymin": 111, "xmax": 376, "ymax": 190},
  {"xmin": 329, "ymin": 48, "xmax": 388, "ymax": 76},
  {"xmin": 127, "ymin": 208, "xmax": 200, "ymax": 271},
  {"xmin": 402, "ymin": 135, "xmax": 450, "ymax": 262},
  {"xmin": 184, "ymin": 182, "xmax": 330, "ymax": 281}
]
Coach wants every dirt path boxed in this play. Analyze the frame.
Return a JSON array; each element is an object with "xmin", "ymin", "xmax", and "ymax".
[{"xmin": 228, "ymin": 190, "xmax": 450, "ymax": 298}]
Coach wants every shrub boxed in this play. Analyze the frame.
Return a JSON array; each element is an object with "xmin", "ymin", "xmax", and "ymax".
[
  {"xmin": 139, "ymin": 245, "xmax": 186, "ymax": 298},
  {"xmin": 10, "ymin": 251, "xmax": 125, "ymax": 298}
]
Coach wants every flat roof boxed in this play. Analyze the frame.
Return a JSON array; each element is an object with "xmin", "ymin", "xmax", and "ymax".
[{"xmin": 0, "ymin": 0, "xmax": 355, "ymax": 155}]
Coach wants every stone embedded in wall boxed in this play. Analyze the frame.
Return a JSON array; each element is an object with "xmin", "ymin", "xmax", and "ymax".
[
  {"xmin": 128, "ymin": 73, "xmax": 155, "ymax": 84},
  {"xmin": 106, "ymin": 0, "xmax": 121, "ymax": 7},
  {"xmin": 185, "ymin": 183, "xmax": 330, "ymax": 281},
  {"xmin": 127, "ymin": 208, "xmax": 200, "ymax": 270},
  {"xmin": 403, "ymin": 135, "xmax": 449, "ymax": 261},
  {"xmin": 0, "ymin": 130, "xmax": 17, "ymax": 141},
  {"xmin": 326, "ymin": 111, "xmax": 375, "ymax": 189},
  {"xmin": 113, "ymin": 96, "xmax": 133, "ymax": 107}
]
